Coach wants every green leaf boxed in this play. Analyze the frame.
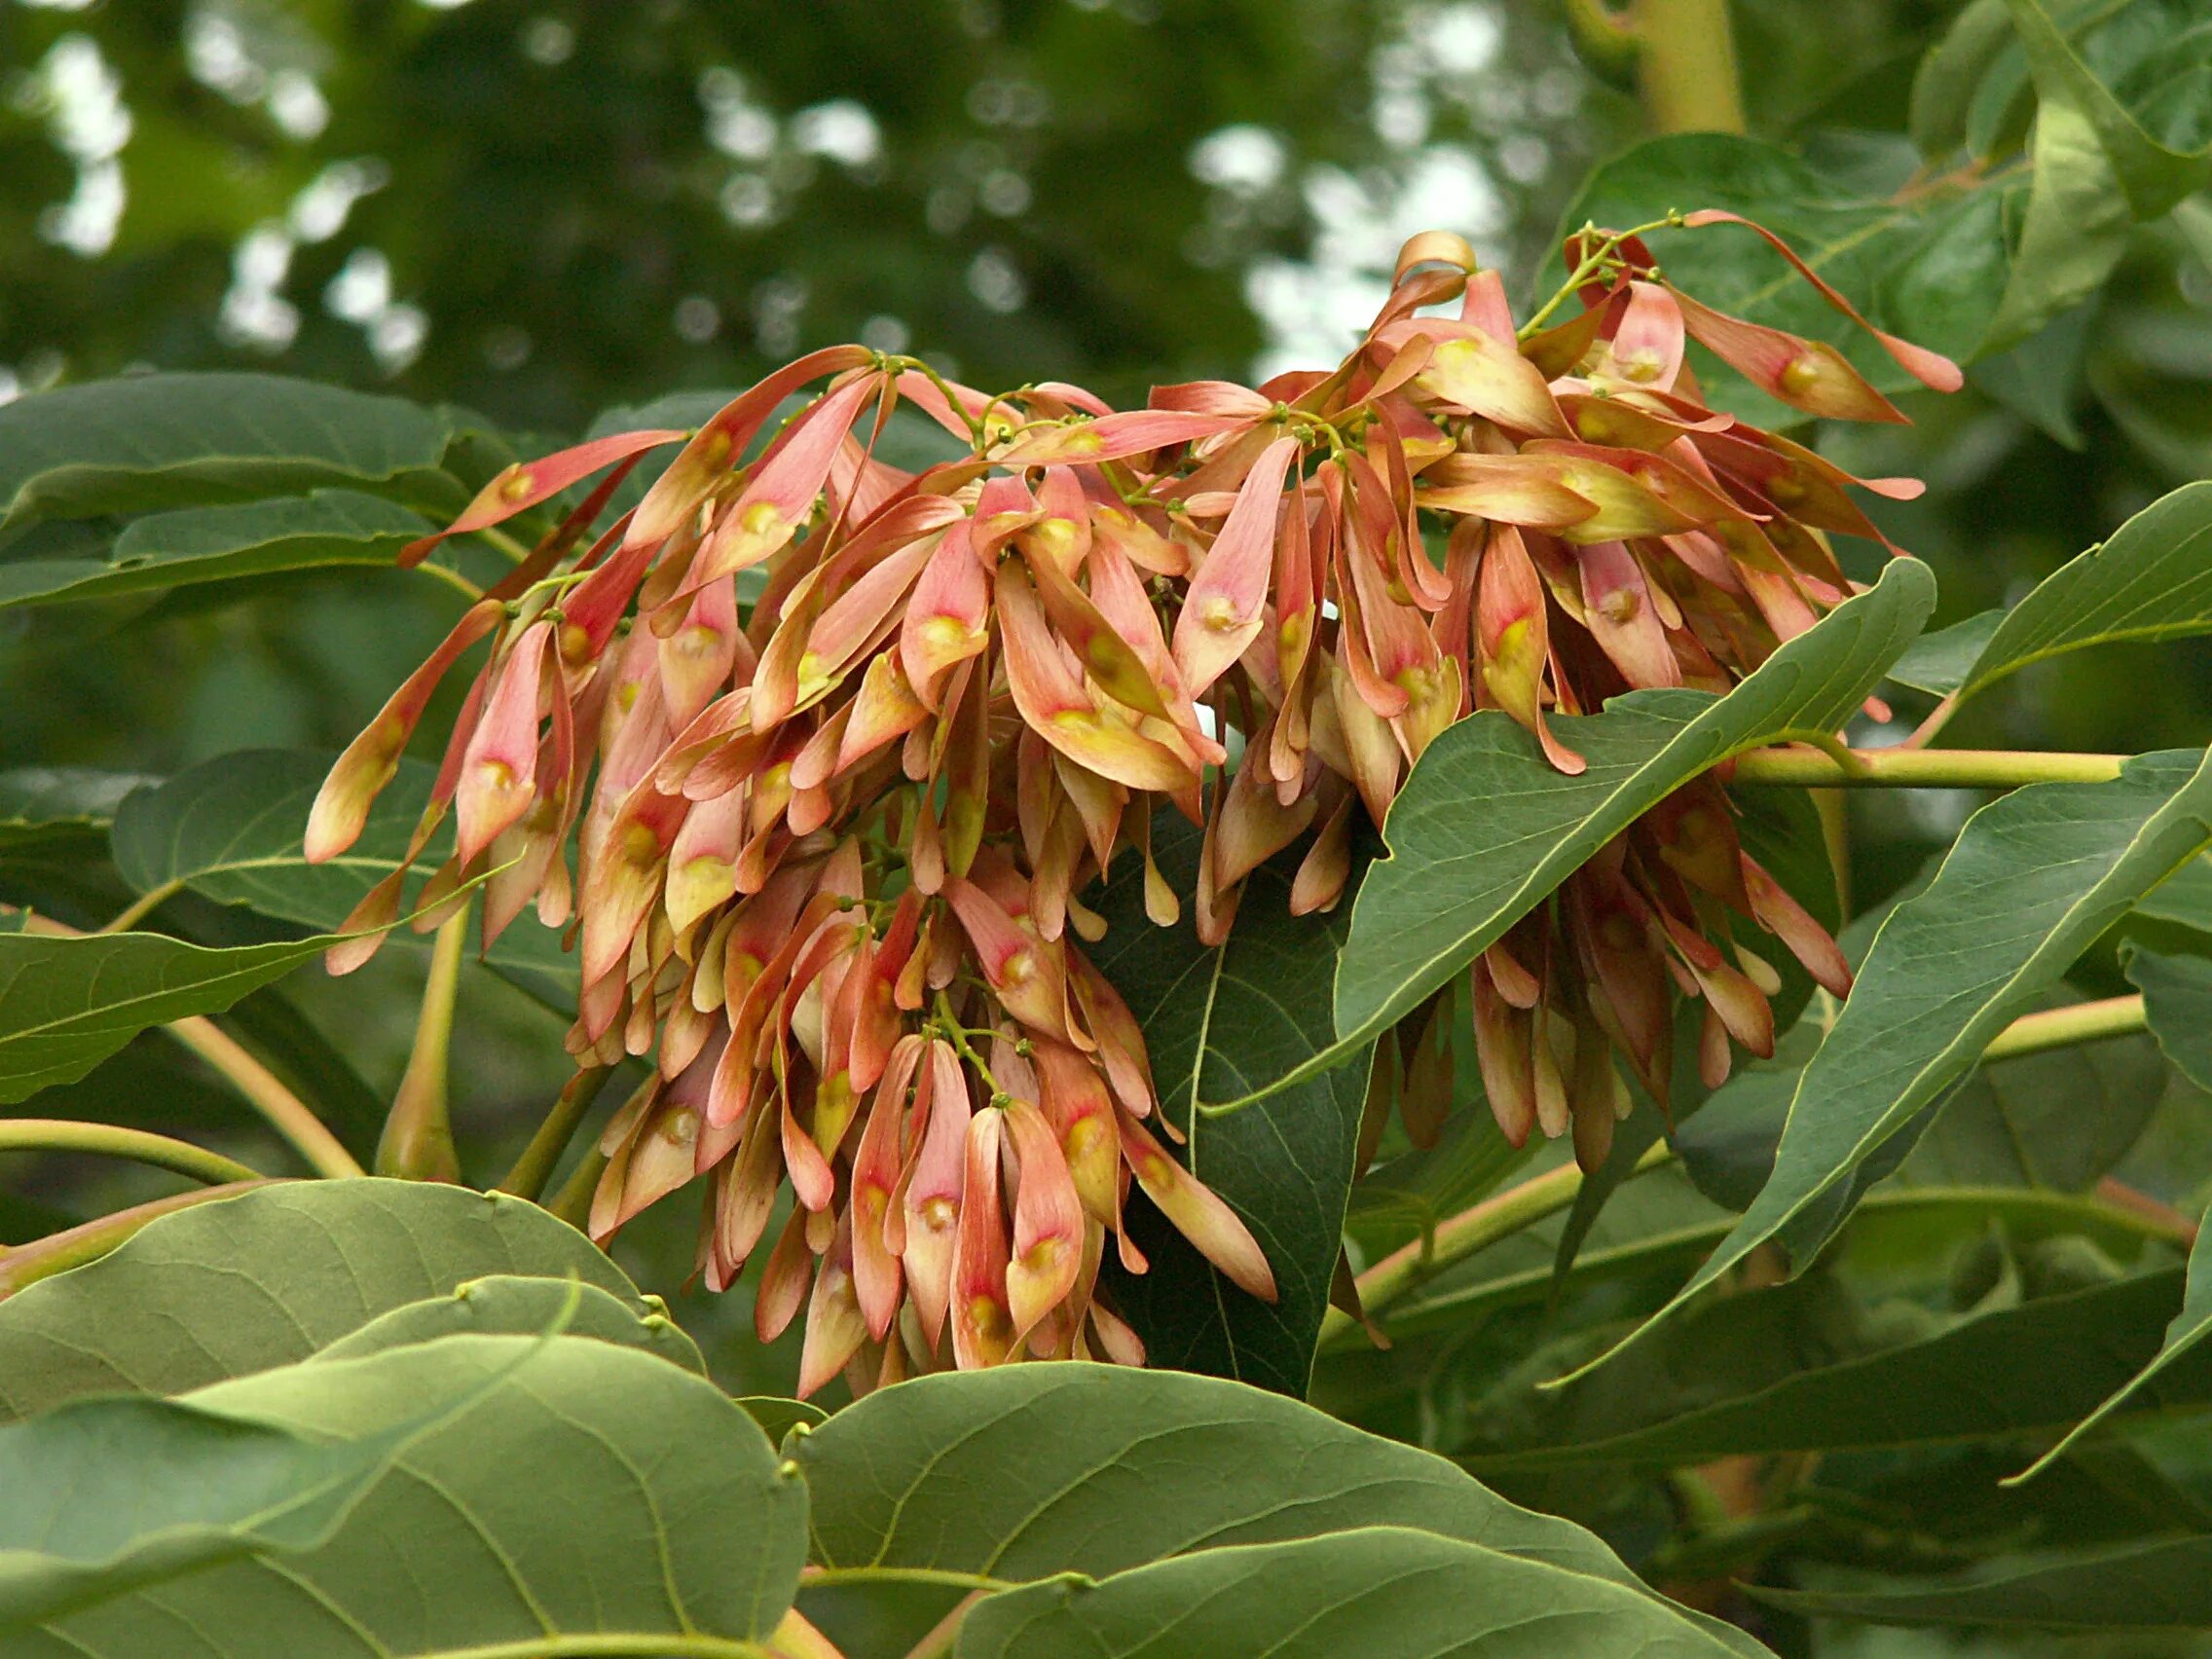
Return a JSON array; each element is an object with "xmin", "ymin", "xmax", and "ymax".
[
  {"xmin": 309, "ymin": 1274, "xmax": 706, "ymax": 1375},
  {"xmin": 24, "ymin": 1334, "xmax": 806, "ymax": 1655},
  {"xmin": 0, "ymin": 1179, "xmax": 641, "ymax": 1422},
  {"xmin": 1912, "ymin": 0, "xmax": 2016, "ymax": 158},
  {"xmin": 1569, "ymin": 747, "xmax": 2212, "ymax": 1383},
  {"xmin": 0, "ymin": 924, "xmax": 359, "ymax": 1106},
  {"xmin": 0, "ymin": 491, "xmax": 438, "ymax": 611},
  {"xmin": 2129, "ymin": 945, "xmax": 2212, "ymax": 1092},
  {"xmin": 1086, "ymin": 812, "xmax": 1368, "ymax": 1395},
  {"xmin": 0, "ymin": 766, "xmax": 157, "ymax": 859},
  {"xmin": 109, "ymin": 748, "xmax": 577, "ymax": 1011},
  {"xmin": 1887, "ymin": 608, "xmax": 2005, "ymax": 694},
  {"xmin": 2003, "ymin": 0, "xmax": 2212, "ymax": 221},
  {"xmin": 0, "ymin": 1394, "xmax": 430, "ymax": 1630},
  {"xmin": 2009, "ymin": 953, "xmax": 2212, "ymax": 1480},
  {"xmin": 1888, "ymin": 482, "xmax": 2212, "ymax": 702},
  {"xmin": 956, "ymin": 1525, "xmax": 1759, "ymax": 1658},
  {"xmin": 0, "ymin": 374, "xmax": 453, "ymax": 534},
  {"xmin": 796, "ymin": 1362, "xmax": 1770, "ymax": 1657},
  {"xmin": 1263, "ymin": 557, "xmax": 1934, "ymax": 1108},
  {"xmin": 1550, "ymin": 137, "xmax": 2016, "ymax": 422},
  {"xmin": 1985, "ymin": 91, "xmax": 2136, "ymax": 349},
  {"xmin": 1462, "ymin": 1263, "xmax": 2206, "ymax": 1472},
  {"xmin": 1760, "ymin": 1534, "xmax": 2212, "ymax": 1630}
]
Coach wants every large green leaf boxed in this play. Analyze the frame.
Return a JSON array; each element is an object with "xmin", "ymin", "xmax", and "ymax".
[
  {"xmin": 0, "ymin": 1394, "xmax": 432, "ymax": 1630},
  {"xmin": 1235, "ymin": 557, "xmax": 1934, "ymax": 1109},
  {"xmin": 2003, "ymin": 0, "xmax": 2212, "ymax": 221},
  {"xmin": 1086, "ymin": 812, "xmax": 1367, "ymax": 1395},
  {"xmin": 956, "ymin": 1525, "xmax": 1755, "ymax": 1658},
  {"xmin": 1884, "ymin": 481, "xmax": 2212, "ymax": 700},
  {"xmin": 0, "ymin": 1179, "xmax": 640, "ymax": 1422},
  {"xmin": 0, "ymin": 924, "xmax": 354, "ymax": 1105},
  {"xmin": 0, "ymin": 491, "xmax": 439, "ymax": 611},
  {"xmin": 1461, "ymin": 1264, "xmax": 2205, "ymax": 1472},
  {"xmin": 0, "ymin": 374, "xmax": 453, "ymax": 534},
  {"xmin": 1761, "ymin": 1535, "xmax": 2212, "ymax": 1631},
  {"xmin": 795, "ymin": 1362, "xmax": 1770, "ymax": 1657},
  {"xmin": 20, "ymin": 1334, "xmax": 807, "ymax": 1657},
  {"xmin": 109, "ymin": 749, "xmax": 576, "ymax": 1010},
  {"xmin": 1566, "ymin": 747, "xmax": 2212, "ymax": 1384},
  {"xmin": 1550, "ymin": 137, "xmax": 2019, "ymax": 423}
]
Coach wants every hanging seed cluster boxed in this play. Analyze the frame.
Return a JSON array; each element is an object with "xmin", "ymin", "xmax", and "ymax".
[{"xmin": 307, "ymin": 214, "xmax": 1956, "ymax": 1395}]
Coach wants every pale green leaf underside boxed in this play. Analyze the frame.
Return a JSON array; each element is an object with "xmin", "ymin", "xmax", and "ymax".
[
  {"xmin": 957, "ymin": 1525, "xmax": 1751, "ymax": 1658},
  {"xmin": 0, "ymin": 1180, "xmax": 641, "ymax": 1423},
  {"xmin": 797, "ymin": 1362, "xmax": 1769, "ymax": 1657},
  {"xmin": 20, "ymin": 1335, "xmax": 805, "ymax": 1658}
]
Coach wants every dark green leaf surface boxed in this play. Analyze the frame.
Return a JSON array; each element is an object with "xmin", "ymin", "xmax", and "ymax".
[
  {"xmin": 1762, "ymin": 1534, "xmax": 2212, "ymax": 1630},
  {"xmin": 21, "ymin": 1335, "xmax": 807, "ymax": 1657},
  {"xmin": 1573, "ymin": 747, "xmax": 2212, "ymax": 1382},
  {"xmin": 1301, "ymin": 558, "xmax": 1935, "ymax": 1105},
  {"xmin": 797, "ymin": 1363, "xmax": 1770, "ymax": 1657},
  {"xmin": 1087, "ymin": 813, "xmax": 1367, "ymax": 1395},
  {"xmin": 957, "ymin": 1525, "xmax": 1755, "ymax": 1658},
  {"xmin": 110, "ymin": 749, "xmax": 577, "ymax": 1010},
  {"xmin": 0, "ymin": 490, "xmax": 436, "ymax": 611},
  {"xmin": 0, "ymin": 1180, "xmax": 640, "ymax": 1421},
  {"xmin": 2129, "ymin": 945, "xmax": 2212, "ymax": 1092},
  {"xmin": 1882, "ymin": 482, "xmax": 2212, "ymax": 701},
  {"xmin": 0, "ymin": 374, "xmax": 452, "ymax": 533},
  {"xmin": 1462, "ymin": 1265, "xmax": 2204, "ymax": 1471},
  {"xmin": 0, "ymin": 767, "xmax": 155, "ymax": 853},
  {"xmin": 0, "ymin": 925, "xmax": 351, "ymax": 1105}
]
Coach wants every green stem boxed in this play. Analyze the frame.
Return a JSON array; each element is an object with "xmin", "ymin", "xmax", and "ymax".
[
  {"xmin": 97, "ymin": 878, "xmax": 186, "ymax": 936},
  {"xmin": 418, "ymin": 561, "xmax": 487, "ymax": 602},
  {"xmin": 1324, "ymin": 1141, "xmax": 1677, "ymax": 1342},
  {"xmin": 547, "ymin": 1146, "xmax": 608, "ymax": 1230},
  {"xmin": 1732, "ymin": 746, "xmax": 2127, "ymax": 790},
  {"xmin": 497, "ymin": 1065, "xmax": 615, "ymax": 1201},
  {"xmin": 0, "ymin": 1181, "xmax": 275, "ymax": 1298},
  {"xmin": 1979, "ymin": 994, "xmax": 2146, "ymax": 1062},
  {"xmin": 378, "ymin": 907, "xmax": 468, "ymax": 1182},
  {"xmin": 1631, "ymin": 0, "xmax": 1748, "ymax": 134},
  {"xmin": 802, "ymin": 1567, "xmax": 1018, "ymax": 1595},
  {"xmin": 17, "ymin": 911, "xmax": 364, "ymax": 1178},
  {"xmin": 164, "ymin": 1016, "xmax": 366, "ymax": 1179},
  {"xmin": 0, "ymin": 1119, "xmax": 264, "ymax": 1186}
]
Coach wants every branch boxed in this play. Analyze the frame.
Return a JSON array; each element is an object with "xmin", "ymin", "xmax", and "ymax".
[
  {"xmin": 1732, "ymin": 746, "xmax": 2127, "ymax": 790},
  {"xmin": 0, "ymin": 1119, "xmax": 264, "ymax": 1187}
]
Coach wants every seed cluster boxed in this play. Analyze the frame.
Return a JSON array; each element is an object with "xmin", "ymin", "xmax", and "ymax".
[{"xmin": 308, "ymin": 217, "xmax": 1955, "ymax": 1395}]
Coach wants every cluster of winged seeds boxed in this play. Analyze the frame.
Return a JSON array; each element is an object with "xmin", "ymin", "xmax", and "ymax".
[{"xmin": 308, "ymin": 212, "xmax": 1956, "ymax": 1394}]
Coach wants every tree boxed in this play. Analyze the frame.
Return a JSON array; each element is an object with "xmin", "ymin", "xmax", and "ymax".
[{"xmin": 7, "ymin": 1, "xmax": 2212, "ymax": 1653}]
